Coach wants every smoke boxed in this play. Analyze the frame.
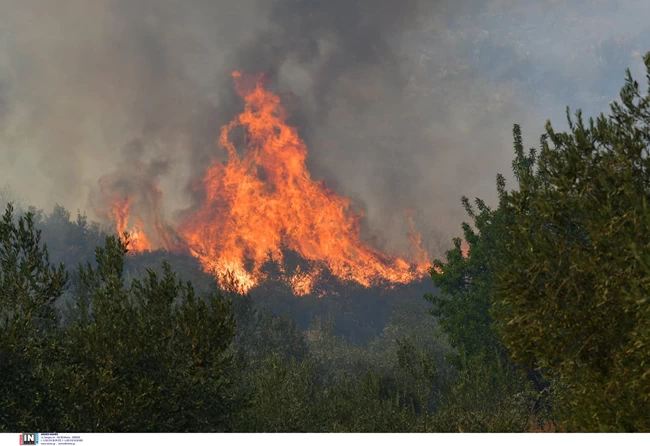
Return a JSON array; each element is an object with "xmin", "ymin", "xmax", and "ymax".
[{"xmin": 0, "ymin": 0, "xmax": 648, "ymax": 258}]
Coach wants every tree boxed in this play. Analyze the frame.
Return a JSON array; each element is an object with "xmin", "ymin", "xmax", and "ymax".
[
  {"xmin": 37, "ymin": 204, "xmax": 106, "ymax": 268},
  {"xmin": 57, "ymin": 235, "xmax": 241, "ymax": 431},
  {"xmin": 422, "ymin": 186, "xmax": 544, "ymax": 432},
  {"xmin": 424, "ymin": 197, "xmax": 507, "ymax": 366},
  {"xmin": 493, "ymin": 52, "xmax": 650, "ymax": 432},
  {"xmin": 0, "ymin": 204, "xmax": 68, "ymax": 431},
  {"xmin": 0, "ymin": 203, "xmax": 243, "ymax": 432}
]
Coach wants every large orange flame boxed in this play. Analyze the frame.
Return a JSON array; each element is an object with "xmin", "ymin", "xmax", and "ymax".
[{"xmin": 111, "ymin": 71, "xmax": 430, "ymax": 295}]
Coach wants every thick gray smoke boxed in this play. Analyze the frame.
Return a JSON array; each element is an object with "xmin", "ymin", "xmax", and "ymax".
[{"xmin": 0, "ymin": 0, "xmax": 648, "ymax": 258}]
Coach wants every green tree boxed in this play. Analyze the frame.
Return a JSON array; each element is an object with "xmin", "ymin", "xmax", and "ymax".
[
  {"xmin": 493, "ymin": 52, "xmax": 650, "ymax": 431},
  {"xmin": 423, "ymin": 98, "xmax": 552, "ymax": 434},
  {"xmin": 422, "ymin": 205, "xmax": 540, "ymax": 431},
  {"xmin": 56, "ymin": 235, "xmax": 240, "ymax": 432},
  {"xmin": 424, "ymin": 197, "xmax": 507, "ymax": 367},
  {"xmin": 0, "ymin": 204, "xmax": 68, "ymax": 431}
]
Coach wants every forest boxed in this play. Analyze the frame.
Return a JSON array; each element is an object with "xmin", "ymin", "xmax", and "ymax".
[{"xmin": 1, "ymin": 53, "xmax": 649, "ymax": 433}]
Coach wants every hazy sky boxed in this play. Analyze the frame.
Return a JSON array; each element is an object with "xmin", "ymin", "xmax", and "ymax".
[{"xmin": 0, "ymin": 0, "xmax": 648, "ymax": 257}]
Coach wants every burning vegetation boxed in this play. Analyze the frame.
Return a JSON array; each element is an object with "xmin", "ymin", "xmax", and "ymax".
[{"xmin": 99, "ymin": 72, "xmax": 430, "ymax": 295}]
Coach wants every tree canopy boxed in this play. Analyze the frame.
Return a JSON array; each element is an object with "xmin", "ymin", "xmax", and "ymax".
[{"xmin": 492, "ymin": 53, "xmax": 650, "ymax": 432}]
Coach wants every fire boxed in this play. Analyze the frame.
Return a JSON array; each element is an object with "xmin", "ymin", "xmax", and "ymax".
[
  {"xmin": 109, "ymin": 71, "xmax": 430, "ymax": 294},
  {"xmin": 287, "ymin": 265, "xmax": 319, "ymax": 296},
  {"xmin": 112, "ymin": 196, "xmax": 152, "ymax": 253}
]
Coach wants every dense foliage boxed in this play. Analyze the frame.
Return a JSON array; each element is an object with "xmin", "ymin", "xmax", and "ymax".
[
  {"xmin": 492, "ymin": 53, "xmax": 650, "ymax": 431},
  {"xmin": 0, "ymin": 208, "xmax": 239, "ymax": 432},
  {"xmin": 1, "ymin": 52, "xmax": 649, "ymax": 433}
]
